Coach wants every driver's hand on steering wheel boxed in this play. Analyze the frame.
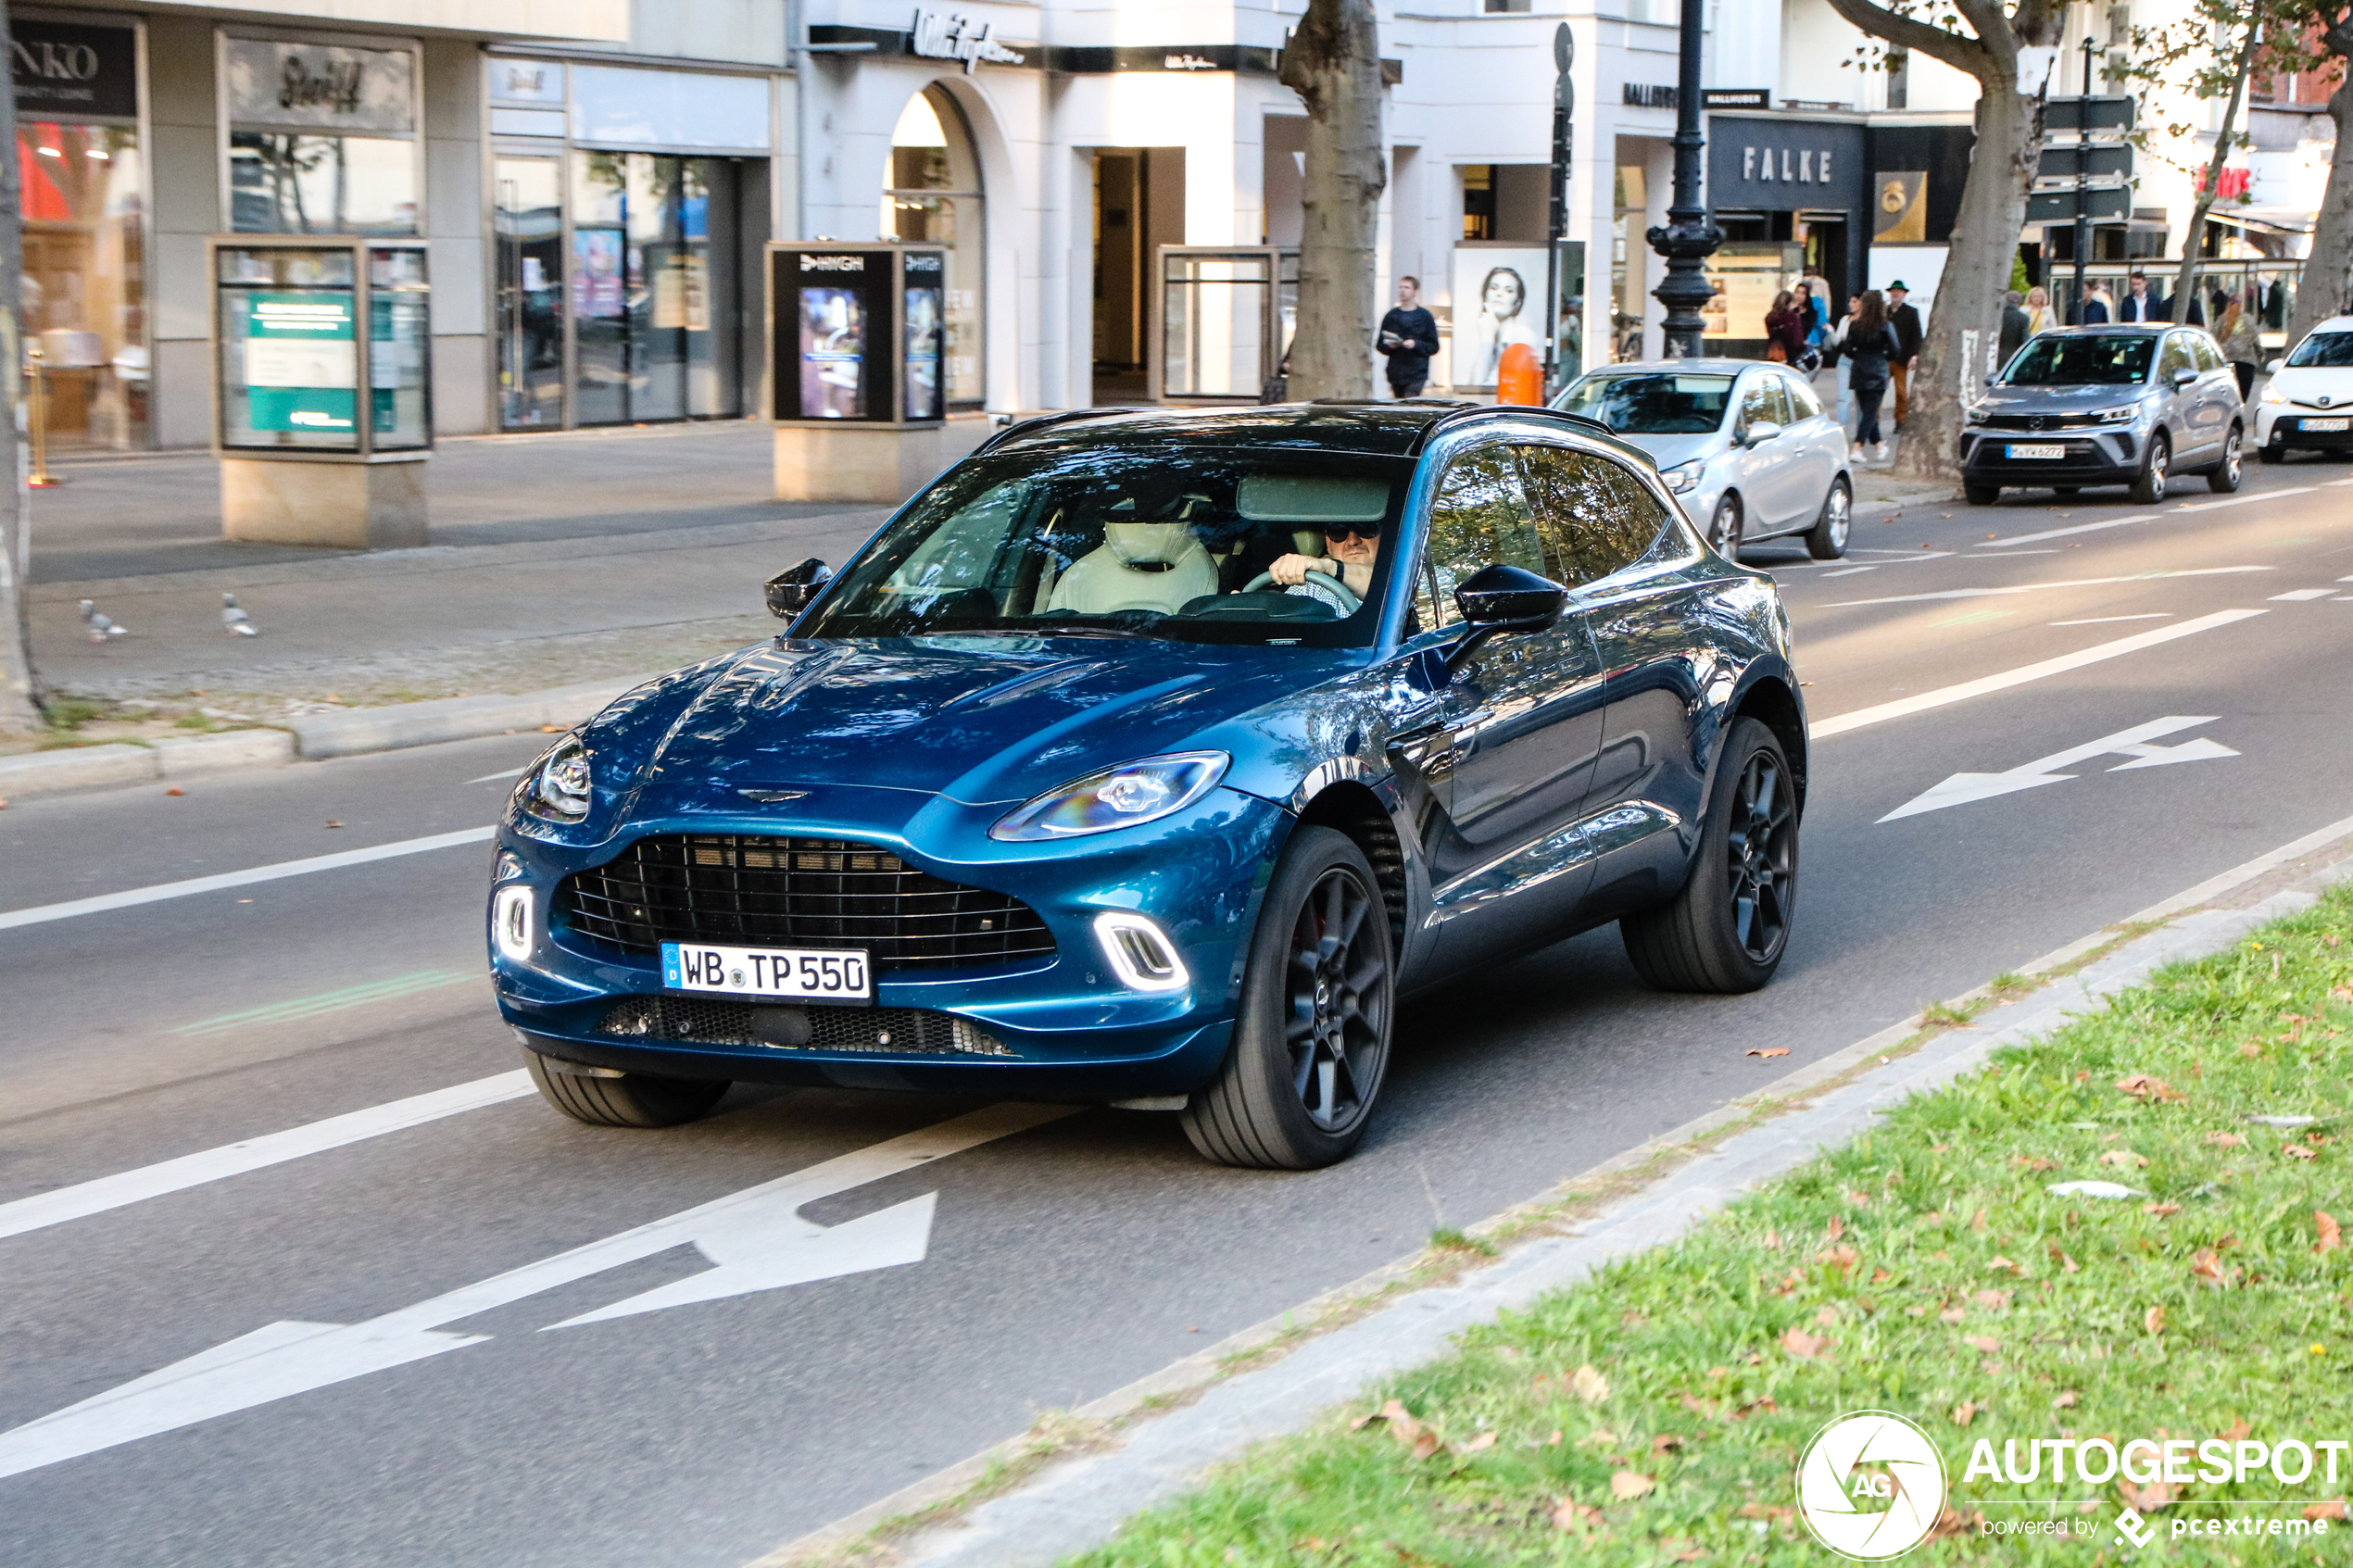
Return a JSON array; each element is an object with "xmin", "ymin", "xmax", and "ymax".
[{"xmin": 1267, "ymin": 553, "xmax": 1334, "ymax": 587}]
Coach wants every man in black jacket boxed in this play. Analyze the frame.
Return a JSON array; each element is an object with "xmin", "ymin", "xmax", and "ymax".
[
  {"xmin": 1998, "ymin": 290, "xmax": 2029, "ymax": 370},
  {"xmin": 1377, "ymin": 276, "xmax": 1440, "ymax": 398},
  {"xmin": 1887, "ymin": 282, "xmax": 1924, "ymax": 426}
]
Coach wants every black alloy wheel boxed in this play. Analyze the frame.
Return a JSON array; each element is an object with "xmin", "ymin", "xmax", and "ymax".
[
  {"xmin": 1622, "ymin": 717, "xmax": 1799, "ymax": 993},
  {"xmin": 1181, "ymin": 826, "xmax": 1395, "ymax": 1169}
]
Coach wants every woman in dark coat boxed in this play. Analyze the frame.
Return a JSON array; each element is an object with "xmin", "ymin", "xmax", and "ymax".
[
  {"xmin": 1834, "ymin": 289, "xmax": 1902, "ymax": 460},
  {"xmin": 1764, "ymin": 290, "xmax": 1808, "ymax": 363}
]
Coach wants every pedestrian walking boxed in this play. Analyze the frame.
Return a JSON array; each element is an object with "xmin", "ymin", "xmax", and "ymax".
[
  {"xmin": 1998, "ymin": 289, "xmax": 2029, "ymax": 371},
  {"xmin": 1794, "ymin": 279, "xmax": 1827, "ymax": 370},
  {"xmin": 1824, "ymin": 292, "xmax": 1860, "ymax": 425},
  {"xmin": 2023, "ymin": 285, "xmax": 2057, "ymax": 337},
  {"xmin": 2219, "ymin": 285, "xmax": 2262, "ymax": 401},
  {"xmin": 2071, "ymin": 282, "xmax": 2112, "ymax": 325},
  {"xmin": 1376, "ymin": 275, "xmax": 1440, "ymax": 399},
  {"xmin": 1832, "ymin": 288, "xmax": 1901, "ymax": 462},
  {"xmin": 1885, "ymin": 282, "xmax": 1923, "ymax": 427},
  {"xmin": 1764, "ymin": 289, "xmax": 1807, "ymax": 363}
]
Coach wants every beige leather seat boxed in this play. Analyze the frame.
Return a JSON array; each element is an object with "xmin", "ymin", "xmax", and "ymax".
[{"xmin": 1046, "ymin": 520, "xmax": 1221, "ymax": 615}]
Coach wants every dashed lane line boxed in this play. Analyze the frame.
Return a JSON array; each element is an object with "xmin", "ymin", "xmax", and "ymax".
[
  {"xmin": 2171, "ymin": 486, "xmax": 2320, "ymax": 513},
  {"xmin": 1978, "ymin": 513, "xmax": 2158, "ymax": 547},
  {"xmin": 2051, "ymin": 613, "xmax": 2171, "ymax": 626},
  {"xmin": 1825, "ymin": 565, "xmax": 2272, "ymax": 608}
]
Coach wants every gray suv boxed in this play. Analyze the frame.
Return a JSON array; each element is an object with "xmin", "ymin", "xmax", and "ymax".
[{"xmin": 1960, "ymin": 325, "xmax": 2245, "ymax": 506}]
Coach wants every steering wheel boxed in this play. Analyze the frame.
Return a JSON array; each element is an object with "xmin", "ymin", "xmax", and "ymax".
[{"xmin": 1240, "ymin": 569, "xmax": 1363, "ymax": 616}]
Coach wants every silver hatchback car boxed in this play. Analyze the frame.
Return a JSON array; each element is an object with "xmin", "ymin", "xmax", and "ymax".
[{"xmin": 1551, "ymin": 359, "xmax": 1853, "ymax": 559}]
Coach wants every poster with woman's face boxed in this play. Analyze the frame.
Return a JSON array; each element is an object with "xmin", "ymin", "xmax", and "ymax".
[{"xmin": 1449, "ymin": 248, "xmax": 1548, "ymax": 389}]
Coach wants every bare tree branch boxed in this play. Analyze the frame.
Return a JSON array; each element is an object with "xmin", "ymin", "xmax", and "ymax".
[{"xmin": 1820, "ymin": 0, "xmax": 1994, "ymax": 82}]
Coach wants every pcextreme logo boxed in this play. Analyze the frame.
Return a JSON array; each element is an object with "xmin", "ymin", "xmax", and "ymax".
[{"xmin": 1795, "ymin": 1411, "xmax": 1949, "ymax": 1560}]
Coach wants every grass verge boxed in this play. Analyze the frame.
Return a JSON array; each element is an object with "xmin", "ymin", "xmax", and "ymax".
[{"xmin": 1073, "ymin": 887, "xmax": 2353, "ymax": 1566}]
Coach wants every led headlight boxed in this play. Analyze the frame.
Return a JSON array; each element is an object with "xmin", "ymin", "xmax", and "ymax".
[
  {"xmin": 991, "ymin": 752, "xmax": 1229, "ymax": 842},
  {"xmin": 491, "ymin": 884, "xmax": 535, "ymax": 961},
  {"xmin": 2259, "ymin": 383, "xmax": 2285, "ymax": 405},
  {"xmin": 1660, "ymin": 459, "xmax": 1704, "ymax": 494},
  {"xmin": 2094, "ymin": 404, "xmax": 2140, "ymax": 424},
  {"xmin": 523, "ymin": 734, "xmax": 592, "ymax": 822}
]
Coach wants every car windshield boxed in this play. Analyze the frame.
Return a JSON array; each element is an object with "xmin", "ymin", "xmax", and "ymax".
[
  {"xmin": 2286, "ymin": 332, "xmax": 2353, "ymax": 368},
  {"xmin": 2004, "ymin": 335, "xmax": 2156, "ymax": 385},
  {"xmin": 1554, "ymin": 372, "xmax": 1735, "ymax": 433},
  {"xmin": 795, "ymin": 445, "xmax": 1417, "ymax": 646}
]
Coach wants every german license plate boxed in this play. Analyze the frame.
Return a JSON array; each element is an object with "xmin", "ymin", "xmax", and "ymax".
[
  {"xmin": 661, "ymin": 941, "xmax": 872, "ymax": 1002},
  {"xmin": 2302, "ymin": 417, "xmax": 2349, "ymax": 433},
  {"xmin": 2006, "ymin": 443, "xmax": 2066, "ymax": 459}
]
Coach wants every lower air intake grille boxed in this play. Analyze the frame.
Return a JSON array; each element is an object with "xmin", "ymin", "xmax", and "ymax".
[
  {"xmin": 595, "ymin": 997, "xmax": 1013, "ymax": 1057},
  {"xmin": 557, "ymin": 834, "xmax": 1055, "ymax": 973}
]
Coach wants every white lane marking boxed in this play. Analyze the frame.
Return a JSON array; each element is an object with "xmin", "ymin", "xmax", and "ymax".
[
  {"xmin": 2172, "ymin": 486, "xmax": 2319, "ymax": 513},
  {"xmin": 0, "ymin": 1073, "xmax": 533, "ymax": 1243},
  {"xmin": 0, "ymin": 1103, "xmax": 1076, "ymax": 1481},
  {"xmin": 2270, "ymin": 588, "xmax": 2336, "ymax": 601},
  {"xmin": 2051, "ymin": 613, "xmax": 2171, "ymax": 626},
  {"xmin": 1826, "ymin": 565, "xmax": 2272, "ymax": 608},
  {"xmin": 1819, "ymin": 566, "xmax": 1876, "ymax": 577},
  {"xmin": 1978, "ymin": 513, "xmax": 2158, "ymax": 547},
  {"xmin": 0, "ymin": 827, "xmax": 495, "ymax": 933},
  {"xmin": 2329, "ymin": 479, "xmax": 2353, "ymax": 488},
  {"xmin": 469, "ymin": 766, "xmax": 529, "ymax": 784},
  {"xmin": 1811, "ymin": 608, "xmax": 2268, "ymax": 739},
  {"xmin": 1880, "ymin": 715, "xmax": 2236, "ymax": 822},
  {"xmin": 1986, "ymin": 547, "xmax": 2060, "ymax": 554},
  {"xmin": 2341, "ymin": 575, "xmax": 2353, "ymax": 582}
]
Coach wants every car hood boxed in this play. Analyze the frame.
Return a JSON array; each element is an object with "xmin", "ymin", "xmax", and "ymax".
[
  {"xmin": 1609, "ymin": 432, "xmax": 1721, "ymax": 470},
  {"xmin": 2267, "ymin": 367, "xmax": 2353, "ymax": 407},
  {"xmin": 620, "ymin": 635, "xmax": 1347, "ymax": 810},
  {"xmin": 1976, "ymin": 383, "xmax": 2151, "ymax": 414}
]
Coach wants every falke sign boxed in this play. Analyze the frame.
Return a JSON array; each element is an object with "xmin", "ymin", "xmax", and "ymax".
[
  {"xmin": 9, "ymin": 19, "xmax": 137, "ymax": 121},
  {"xmin": 1707, "ymin": 117, "xmax": 1867, "ymax": 213}
]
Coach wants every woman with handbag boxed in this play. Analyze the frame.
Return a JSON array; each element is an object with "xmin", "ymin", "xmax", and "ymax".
[
  {"xmin": 1764, "ymin": 290, "xmax": 1807, "ymax": 364},
  {"xmin": 1832, "ymin": 289, "xmax": 1901, "ymax": 461}
]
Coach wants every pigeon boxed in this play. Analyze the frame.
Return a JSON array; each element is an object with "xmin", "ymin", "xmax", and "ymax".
[
  {"xmin": 79, "ymin": 600, "xmax": 128, "ymax": 642},
  {"xmin": 221, "ymin": 593, "xmax": 258, "ymax": 636}
]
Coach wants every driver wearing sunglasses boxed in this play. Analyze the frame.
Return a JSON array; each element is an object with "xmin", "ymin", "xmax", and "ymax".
[{"xmin": 1268, "ymin": 519, "xmax": 1382, "ymax": 601}]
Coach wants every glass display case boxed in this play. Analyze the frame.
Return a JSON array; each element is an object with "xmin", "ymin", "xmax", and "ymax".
[
  {"xmin": 1153, "ymin": 247, "xmax": 1298, "ymax": 404},
  {"xmin": 767, "ymin": 244, "xmax": 947, "ymax": 427},
  {"xmin": 211, "ymin": 236, "xmax": 430, "ymax": 456}
]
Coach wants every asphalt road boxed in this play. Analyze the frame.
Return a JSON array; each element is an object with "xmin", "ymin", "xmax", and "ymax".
[{"xmin": 4, "ymin": 456, "xmax": 2350, "ymax": 1567}]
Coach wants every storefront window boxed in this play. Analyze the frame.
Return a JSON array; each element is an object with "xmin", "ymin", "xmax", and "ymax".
[
  {"xmin": 223, "ymin": 38, "xmax": 419, "ymax": 235},
  {"xmin": 571, "ymin": 151, "xmax": 742, "ymax": 426},
  {"xmin": 495, "ymin": 157, "xmax": 564, "ymax": 428},
  {"xmin": 17, "ymin": 119, "xmax": 146, "ymax": 450},
  {"xmin": 881, "ymin": 87, "xmax": 985, "ymax": 406}
]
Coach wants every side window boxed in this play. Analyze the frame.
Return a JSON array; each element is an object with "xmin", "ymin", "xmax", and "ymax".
[
  {"xmin": 1414, "ymin": 444, "xmax": 1543, "ymax": 630},
  {"xmin": 1783, "ymin": 375, "xmax": 1823, "ymax": 421},
  {"xmin": 2158, "ymin": 335, "xmax": 2194, "ymax": 379},
  {"xmin": 2194, "ymin": 335, "xmax": 2225, "ymax": 372},
  {"xmin": 1515, "ymin": 444, "xmax": 1670, "ymax": 588},
  {"xmin": 1736, "ymin": 378, "xmax": 1777, "ymax": 436}
]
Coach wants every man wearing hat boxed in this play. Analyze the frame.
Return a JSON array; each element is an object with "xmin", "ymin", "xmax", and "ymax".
[{"xmin": 1887, "ymin": 282, "xmax": 1923, "ymax": 427}]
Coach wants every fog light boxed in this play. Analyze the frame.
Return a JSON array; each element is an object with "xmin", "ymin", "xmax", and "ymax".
[
  {"xmin": 492, "ymin": 884, "xmax": 535, "ymax": 962},
  {"xmin": 1094, "ymin": 911, "xmax": 1189, "ymax": 993}
]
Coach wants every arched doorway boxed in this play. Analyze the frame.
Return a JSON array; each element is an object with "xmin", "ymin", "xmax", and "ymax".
[{"xmin": 880, "ymin": 85, "xmax": 983, "ymax": 408}]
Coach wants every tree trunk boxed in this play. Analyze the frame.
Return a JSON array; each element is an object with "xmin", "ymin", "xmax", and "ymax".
[
  {"xmin": 2284, "ymin": 72, "xmax": 2353, "ymax": 352},
  {"xmin": 1278, "ymin": 0, "xmax": 1387, "ymax": 402},
  {"xmin": 0, "ymin": 6, "xmax": 45, "ymax": 733},
  {"xmin": 2173, "ymin": 21, "xmax": 2263, "ymax": 323},
  {"xmin": 1891, "ymin": 77, "xmax": 2043, "ymax": 482}
]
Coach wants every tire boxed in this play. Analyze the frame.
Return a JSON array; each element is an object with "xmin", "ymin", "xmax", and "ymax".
[
  {"xmin": 1964, "ymin": 483, "xmax": 2001, "ymax": 506},
  {"xmin": 1180, "ymin": 826, "xmax": 1395, "ymax": 1170},
  {"xmin": 2207, "ymin": 426, "xmax": 2244, "ymax": 493},
  {"xmin": 2259, "ymin": 443, "xmax": 2284, "ymax": 465},
  {"xmin": 2052, "ymin": 487, "xmax": 2081, "ymax": 498},
  {"xmin": 524, "ymin": 1049, "xmax": 730, "ymax": 1128},
  {"xmin": 2128, "ymin": 432, "xmax": 2171, "ymax": 505},
  {"xmin": 1621, "ymin": 717, "xmax": 1798, "ymax": 994},
  {"xmin": 1805, "ymin": 477, "xmax": 1852, "ymax": 559},
  {"xmin": 1706, "ymin": 494, "xmax": 1743, "ymax": 558}
]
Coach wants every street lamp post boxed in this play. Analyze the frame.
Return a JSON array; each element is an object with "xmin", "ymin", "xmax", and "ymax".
[
  {"xmin": 2071, "ymin": 34, "xmax": 2095, "ymax": 319},
  {"xmin": 1647, "ymin": 0, "xmax": 1720, "ymax": 358}
]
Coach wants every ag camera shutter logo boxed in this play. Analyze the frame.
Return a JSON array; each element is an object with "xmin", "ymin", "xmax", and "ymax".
[{"xmin": 1795, "ymin": 1411, "xmax": 1947, "ymax": 1560}]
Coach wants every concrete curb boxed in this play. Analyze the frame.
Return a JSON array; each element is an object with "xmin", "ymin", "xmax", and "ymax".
[
  {"xmin": 0, "ymin": 728, "xmax": 299, "ymax": 797},
  {"xmin": 793, "ymin": 845, "xmax": 2353, "ymax": 1568},
  {"xmin": 285, "ymin": 678, "xmax": 638, "ymax": 759}
]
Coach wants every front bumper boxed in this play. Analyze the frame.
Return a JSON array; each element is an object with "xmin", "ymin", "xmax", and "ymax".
[
  {"xmin": 2256, "ymin": 407, "xmax": 2353, "ymax": 449},
  {"xmin": 488, "ymin": 785, "xmax": 1292, "ymax": 1100},
  {"xmin": 1959, "ymin": 428, "xmax": 2140, "ymax": 486}
]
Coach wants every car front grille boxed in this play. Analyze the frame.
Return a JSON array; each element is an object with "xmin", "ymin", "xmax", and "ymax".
[
  {"xmin": 1977, "ymin": 412, "xmax": 2108, "ymax": 431},
  {"xmin": 557, "ymin": 834, "xmax": 1055, "ymax": 973},
  {"xmin": 595, "ymin": 996, "xmax": 1013, "ymax": 1057}
]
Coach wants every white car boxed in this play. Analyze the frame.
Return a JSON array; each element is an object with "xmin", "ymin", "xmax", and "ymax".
[{"xmin": 2257, "ymin": 316, "xmax": 2353, "ymax": 462}]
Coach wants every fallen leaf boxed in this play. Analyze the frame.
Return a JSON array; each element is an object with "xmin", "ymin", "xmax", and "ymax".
[
  {"xmin": 1816, "ymin": 1244, "xmax": 1859, "ymax": 1272},
  {"xmin": 2207, "ymin": 1131, "xmax": 2246, "ymax": 1148},
  {"xmin": 1353, "ymin": 1399, "xmax": 1420, "ymax": 1438},
  {"xmin": 1987, "ymin": 1255, "xmax": 2021, "ymax": 1274},
  {"xmin": 1410, "ymin": 1428, "xmax": 1442, "ymax": 1461},
  {"xmin": 1733, "ymin": 1396, "xmax": 1777, "ymax": 1419},
  {"xmin": 1826, "ymin": 1215, "xmax": 1846, "ymax": 1241},
  {"xmin": 1654, "ymin": 1433, "xmax": 1685, "ymax": 1452},
  {"xmin": 1551, "ymin": 1499, "xmax": 1602, "ymax": 1530},
  {"xmin": 1611, "ymin": 1470, "xmax": 1658, "ymax": 1500},
  {"xmin": 2144, "ymin": 1202, "xmax": 2182, "ymax": 1217},
  {"xmin": 1780, "ymin": 1326, "xmax": 1831, "ymax": 1359},
  {"xmin": 1761, "ymin": 1229, "xmax": 1781, "ymax": 1251},
  {"xmin": 1963, "ymin": 1336, "xmax": 2001, "ymax": 1354},
  {"xmin": 2318, "ymin": 1211, "xmax": 2341, "ymax": 1254},
  {"xmin": 2012, "ymin": 1155, "xmax": 2056, "ymax": 1172},
  {"xmin": 2115, "ymin": 1073, "xmax": 2186, "ymax": 1104},
  {"xmin": 1871, "ymin": 1267, "xmax": 1893, "ymax": 1284},
  {"xmin": 1969, "ymin": 1209, "xmax": 1988, "ymax": 1232},
  {"xmin": 1745, "ymin": 1047, "xmax": 1790, "ymax": 1058},
  {"xmin": 2054, "ymin": 1391, "xmax": 2079, "ymax": 1409},
  {"xmin": 1461, "ymin": 1430, "xmax": 1497, "ymax": 1453},
  {"xmin": 2099, "ymin": 1149, "xmax": 2151, "ymax": 1169},
  {"xmin": 1950, "ymin": 1399, "xmax": 1978, "ymax": 1426},
  {"xmin": 2220, "ymin": 1418, "xmax": 2250, "ymax": 1443},
  {"xmin": 323, "ymin": 819, "xmax": 345, "ymax": 830},
  {"xmin": 164, "ymin": 786, "xmax": 184, "ymax": 797},
  {"xmin": 1973, "ymin": 1289, "xmax": 2011, "ymax": 1311},
  {"xmin": 1939, "ymin": 1306, "xmax": 1967, "ymax": 1324},
  {"xmin": 2191, "ymin": 1248, "xmax": 2233, "ymax": 1286},
  {"xmin": 540, "ymin": 723, "xmax": 563, "ymax": 734},
  {"xmin": 2120, "ymin": 1477, "xmax": 2176, "ymax": 1512},
  {"xmin": 1571, "ymin": 1364, "xmax": 1610, "ymax": 1403},
  {"xmin": 2145, "ymin": 1305, "xmax": 2168, "ymax": 1336},
  {"xmin": 2306, "ymin": 1499, "xmax": 2349, "ymax": 1522},
  {"xmin": 2285, "ymin": 1145, "xmax": 2319, "ymax": 1160},
  {"xmin": 2048, "ymin": 1244, "xmax": 2080, "ymax": 1274}
]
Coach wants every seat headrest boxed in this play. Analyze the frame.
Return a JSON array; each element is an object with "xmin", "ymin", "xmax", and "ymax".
[{"xmin": 1104, "ymin": 520, "xmax": 1201, "ymax": 566}]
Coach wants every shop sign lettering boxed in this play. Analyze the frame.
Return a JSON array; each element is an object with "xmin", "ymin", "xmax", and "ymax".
[
  {"xmin": 225, "ymin": 40, "xmax": 413, "ymax": 134},
  {"xmin": 800, "ymin": 255, "xmax": 867, "ymax": 272},
  {"xmin": 1742, "ymin": 145, "xmax": 1835, "ymax": 184},
  {"xmin": 910, "ymin": 9, "xmax": 1026, "ymax": 73},
  {"xmin": 279, "ymin": 56, "xmax": 365, "ymax": 117},
  {"xmin": 9, "ymin": 20, "xmax": 137, "ymax": 119}
]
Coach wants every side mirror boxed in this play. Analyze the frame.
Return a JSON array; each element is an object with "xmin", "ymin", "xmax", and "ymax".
[
  {"xmin": 1445, "ymin": 563, "xmax": 1568, "ymax": 674},
  {"xmin": 764, "ymin": 558, "xmax": 833, "ymax": 620},
  {"xmin": 2171, "ymin": 367, "xmax": 2198, "ymax": 389},
  {"xmin": 1744, "ymin": 420, "xmax": 1783, "ymax": 446}
]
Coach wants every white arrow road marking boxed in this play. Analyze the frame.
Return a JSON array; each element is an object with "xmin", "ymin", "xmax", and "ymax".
[
  {"xmin": 1879, "ymin": 716, "xmax": 2237, "ymax": 822},
  {"xmin": 0, "ymin": 1103, "xmax": 1075, "ymax": 1481}
]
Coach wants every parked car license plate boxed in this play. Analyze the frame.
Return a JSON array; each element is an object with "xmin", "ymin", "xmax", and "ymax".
[
  {"xmin": 2302, "ymin": 418, "xmax": 2350, "ymax": 433},
  {"xmin": 2006, "ymin": 443, "xmax": 2066, "ymax": 459},
  {"xmin": 661, "ymin": 941, "xmax": 872, "ymax": 1002}
]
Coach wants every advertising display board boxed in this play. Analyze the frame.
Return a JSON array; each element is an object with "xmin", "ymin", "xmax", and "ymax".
[
  {"xmin": 1447, "ymin": 242, "xmax": 1585, "ymax": 388},
  {"xmin": 769, "ymin": 245, "xmax": 946, "ymax": 426},
  {"xmin": 212, "ymin": 238, "xmax": 430, "ymax": 455}
]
